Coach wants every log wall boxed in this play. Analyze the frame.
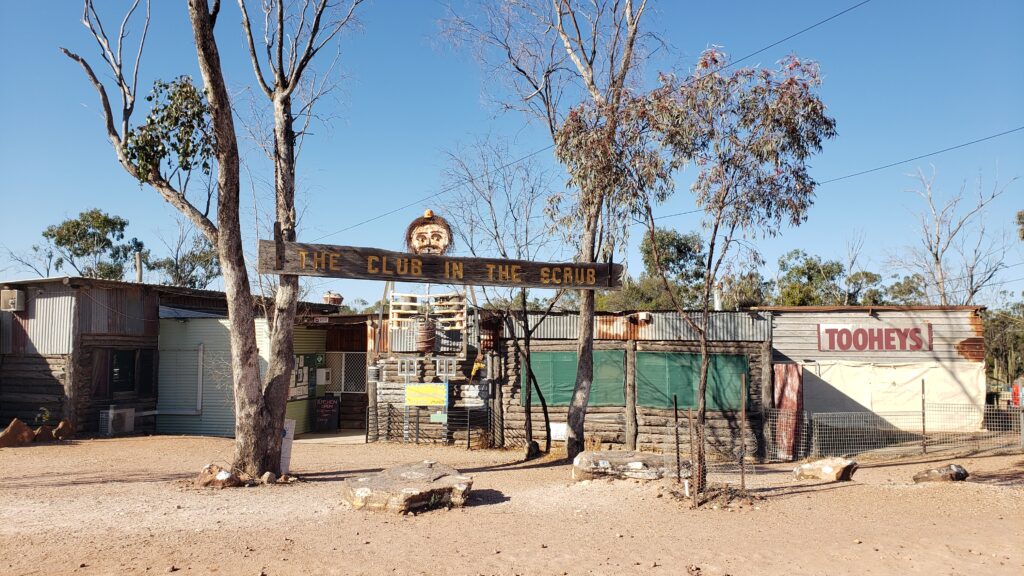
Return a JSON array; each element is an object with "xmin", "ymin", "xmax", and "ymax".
[{"xmin": 498, "ymin": 338, "xmax": 767, "ymax": 459}]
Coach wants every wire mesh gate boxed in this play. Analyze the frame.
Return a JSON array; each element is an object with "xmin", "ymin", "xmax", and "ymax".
[{"xmin": 324, "ymin": 352, "xmax": 367, "ymax": 394}]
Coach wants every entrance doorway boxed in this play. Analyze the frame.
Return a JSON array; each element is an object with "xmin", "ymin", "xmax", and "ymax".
[{"xmin": 324, "ymin": 351, "xmax": 368, "ymax": 431}]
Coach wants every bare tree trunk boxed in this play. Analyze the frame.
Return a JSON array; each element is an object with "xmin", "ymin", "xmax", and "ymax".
[
  {"xmin": 567, "ymin": 211, "xmax": 599, "ymax": 460},
  {"xmin": 520, "ymin": 288, "xmax": 551, "ymax": 454},
  {"xmin": 188, "ymin": 0, "xmax": 268, "ymax": 476},
  {"xmin": 694, "ymin": 324, "xmax": 710, "ymax": 493}
]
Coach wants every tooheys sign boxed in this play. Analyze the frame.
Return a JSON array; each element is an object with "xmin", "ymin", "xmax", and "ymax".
[{"xmin": 817, "ymin": 324, "xmax": 933, "ymax": 352}]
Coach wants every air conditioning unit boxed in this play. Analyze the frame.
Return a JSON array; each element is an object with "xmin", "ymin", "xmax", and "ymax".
[
  {"xmin": 99, "ymin": 407, "xmax": 135, "ymax": 436},
  {"xmin": 1, "ymin": 290, "xmax": 25, "ymax": 312}
]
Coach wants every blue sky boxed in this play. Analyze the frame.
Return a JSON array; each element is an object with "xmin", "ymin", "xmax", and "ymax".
[{"xmin": 1, "ymin": 1, "xmax": 1021, "ymax": 306}]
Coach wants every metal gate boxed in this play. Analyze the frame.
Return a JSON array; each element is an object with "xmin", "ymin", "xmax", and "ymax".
[{"xmin": 324, "ymin": 352, "xmax": 367, "ymax": 393}]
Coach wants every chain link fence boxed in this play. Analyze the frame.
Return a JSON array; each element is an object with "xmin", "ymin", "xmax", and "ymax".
[{"xmin": 763, "ymin": 404, "xmax": 1024, "ymax": 462}]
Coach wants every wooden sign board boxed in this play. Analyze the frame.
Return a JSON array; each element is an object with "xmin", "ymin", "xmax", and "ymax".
[{"xmin": 257, "ymin": 240, "xmax": 623, "ymax": 290}]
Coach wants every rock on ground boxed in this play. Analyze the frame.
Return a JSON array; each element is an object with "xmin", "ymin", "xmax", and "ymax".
[
  {"xmin": 261, "ymin": 471, "xmax": 278, "ymax": 485},
  {"xmin": 572, "ymin": 450, "xmax": 692, "ymax": 481},
  {"xmin": 793, "ymin": 457, "xmax": 858, "ymax": 482},
  {"xmin": 0, "ymin": 418, "xmax": 35, "ymax": 448},
  {"xmin": 195, "ymin": 464, "xmax": 243, "ymax": 489},
  {"xmin": 33, "ymin": 425, "xmax": 55, "ymax": 443},
  {"xmin": 913, "ymin": 464, "xmax": 969, "ymax": 483},
  {"xmin": 53, "ymin": 420, "xmax": 74, "ymax": 440},
  {"xmin": 341, "ymin": 460, "xmax": 473, "ymax": 514}
]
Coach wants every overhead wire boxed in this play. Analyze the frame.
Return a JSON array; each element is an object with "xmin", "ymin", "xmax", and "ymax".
[{"xmin": 312, "ymin": 0, "xmax": 876, "ymax": 240}]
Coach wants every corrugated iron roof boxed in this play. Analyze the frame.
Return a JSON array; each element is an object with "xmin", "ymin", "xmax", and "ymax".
[
  {"xmin": 504, "ymin": 310, "xmax": 770, "ymax": 341},
  {"xmin": 754, "ymin": 305, "xmax": 985, "ymax": 312}
]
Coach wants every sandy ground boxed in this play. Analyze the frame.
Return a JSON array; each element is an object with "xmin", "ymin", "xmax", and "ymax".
[{"xmin": 1, "ymin": 436, "xmax": 1022, "ymax": 576}]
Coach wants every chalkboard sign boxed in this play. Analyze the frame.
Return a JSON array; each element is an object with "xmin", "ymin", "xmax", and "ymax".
[{"xmin": 315, "ymin": 396, "xmax": 340, "ymax": 432}]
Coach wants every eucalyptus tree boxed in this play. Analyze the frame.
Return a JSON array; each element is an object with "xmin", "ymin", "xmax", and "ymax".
[
  {"xmin": 62, "ymin": 0, "xmax": 363, "ymax": 476},
  {"xmin": 642, "ymin": 48, "xmax": 836, "ymax": 493},
  {"xmin": 448, "ymin": 0, "xmax": 655, "ymax": 460}
]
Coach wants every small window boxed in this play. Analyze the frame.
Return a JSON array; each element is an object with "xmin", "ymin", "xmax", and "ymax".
[
  {"xmin": 110, "ymin": 350, "xmax": 137, "ymax": 394},
  {"xmin": 137, "ymin": 350, "xmax": 155, "ymax": 395}
]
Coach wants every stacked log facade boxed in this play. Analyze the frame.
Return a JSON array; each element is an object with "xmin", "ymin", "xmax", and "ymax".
[{"xmin": 498, "ymin": 338, "xmax": 767, "ymax": 459}]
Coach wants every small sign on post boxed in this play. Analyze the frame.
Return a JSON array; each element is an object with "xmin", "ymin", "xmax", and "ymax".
[{"xmin": 405, "ymin": 383, "xmax": 447, "ymax": 407}]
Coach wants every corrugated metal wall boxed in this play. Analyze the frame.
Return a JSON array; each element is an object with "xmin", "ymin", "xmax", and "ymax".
[
  {"xmin": 78, "ymin": 286, "xmax": 152, "ymax": 336},
  {"xmin": 157, "ymin": 319, "xmax": 326, "ymax": 437},
  {"xmin": 505, "ymin": 311, "xmax": 770, "ymax": 342},
  {"xmin": 157, "ymin": 318, "xmax": 237, "ymax": 437},
  {"xmin": 0, "ymin": 284, "xmax": 76, "ymax": 355},
  {"xmin": 25, "ymin": 287, "xmax": 75, "ymax": 354},
  {"xmin": 769, "ymin": 309, "xmax": 983, "ymax": 364}
]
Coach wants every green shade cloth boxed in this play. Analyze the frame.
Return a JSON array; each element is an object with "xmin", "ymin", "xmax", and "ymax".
[
  {"xmin": 636, "ymin": 352, "xmax": 748, "ymax": 410},
  {"xmin": 521, "ymin": 350, "xmax": 625, "ymax": 406}
]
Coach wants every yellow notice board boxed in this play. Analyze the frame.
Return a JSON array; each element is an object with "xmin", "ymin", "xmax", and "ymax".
[{"xmin": 405, "ymin": 383, "xmax": 447, "ymax": 406}]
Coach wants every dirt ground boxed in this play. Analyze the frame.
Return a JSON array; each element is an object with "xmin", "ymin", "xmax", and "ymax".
[{"xmin": 1, "ymin": 436, "xmax": 1022, "ymax": 576}]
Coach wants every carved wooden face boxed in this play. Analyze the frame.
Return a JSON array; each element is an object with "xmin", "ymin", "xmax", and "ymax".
[{"xmin": 409, "ymin": 222, "xmax": 451, "ymax": 255}]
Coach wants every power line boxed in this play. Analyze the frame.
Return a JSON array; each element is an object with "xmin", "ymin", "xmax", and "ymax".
[
  {"xmin": 309, "ymin": 145, "xmax": 554, "ymax": 242},
  {"xmin": 314, "ymin": 0, "xmax": 874, "ymax": 240},
  {"xmin": 635, "ymin": 126, "xmax": 1024, "ymax": 224},
  {"xmin": 819, "ymin": 125, "xmax": 1024, "ymax": 184}
]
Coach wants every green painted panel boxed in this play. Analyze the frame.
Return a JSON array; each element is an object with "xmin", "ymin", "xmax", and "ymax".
[
  {"xmin": 522, "ymin": 350, "xmax": 624, "ymax": 407},
  {"xmin": 636, "ymin": 352, "xmax": 748, "ymax": 410},
  {"xmin": 286, "ymin": 398, "xmax": 313, "ymax": 435}
]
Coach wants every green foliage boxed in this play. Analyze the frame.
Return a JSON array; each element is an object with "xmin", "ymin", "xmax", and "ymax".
[
  {"xmin": 125, "ymin": 77, "xmax": 215, "ymax": 183},
  {"xmin": 984, "ymin": 302, "xmax": 1024, "ymax": 385},
  {"xmin": 884, "ymin": 274, "xmax": 927, "ymax": 306},
  {"xmin": 639, "ymin": 228, "xmax": 704, "ymax": 280},
  {"xmin": 597, "ymin": 227, "xmax": 706, "ymax": 311},
  {"xmin": 720, "ymin": 270, "xmax": 770, "ymax": 310},
  {"xmin": 647, "ymin": 50, "xmax": 837, "ymax": 236},
  {"xmin": 149, "ymin": 234, "xmax": 220, "ymax": 289},
  {"xmin": 553, "ymin": 97, "xmax": 668, "ymax": 260},
  {"xmin": 42, "ymin": 209, "xmax": 146, "ymax": 280},
  {"xmin": 774, "ymin": 249, "xmax": 844, "ymax": 306}
]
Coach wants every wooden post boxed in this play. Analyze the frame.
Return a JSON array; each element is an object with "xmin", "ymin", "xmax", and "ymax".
[
  {"xmin": 273, "ymin": 221, "xmax": 284, "ymax": 270},
  {"xmin": 740, "ymin": 373, "xmax": 747, "ymax": 492},
  {"xmin": 673, "ymin": 395, "xmax": 681, "ymax": 484},
  {"xmin": 625, "ymin": 340, "xmax": 638, "ymax": 450},
  {"xmin": 366, "ymin": 380, "xmax": 377, "ymax": 442},
  {"xmin": 688, "ymin": 407, "xmax": 696, "ymax": 509},
  {"xmin": 921, "ymin": 378, "xmax": 927, "ymax": 454}
]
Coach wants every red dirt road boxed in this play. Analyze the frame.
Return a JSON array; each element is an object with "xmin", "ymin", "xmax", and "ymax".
[{"xmin": 1, "ymin": 436, "xmax": 1022, "ymax": 575}]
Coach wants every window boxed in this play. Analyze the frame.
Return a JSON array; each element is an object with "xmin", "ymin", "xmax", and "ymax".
[
  {"xmin": 635, "ymin": 352, "xmax": 748, "ymax": 410},
  {"xmin": 110, "ymin": 350, "xmax": 136, "ymax": 393},
  {"xmin": 107, "ymin": 349, "xmax": 156, "ymax": 396},
  {"xmin": 522, "ymin": 350, "xmax": 625, "ymax": 407}
]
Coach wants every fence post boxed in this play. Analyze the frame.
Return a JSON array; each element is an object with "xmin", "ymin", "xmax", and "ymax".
[
  {"xmin": 740, "ymin": 374, "xmax": 747, "ymax": 492},
  {"xmin": 1019, "ymin": 407, "xmax": 1024, "ymax": 450},
  {"xmin": 467, "ymin": 404, "xmax": 472, "ymax": 450},
  {"xmin": 673, "ymin": 395, "xmax": 681, "ymax": 484},
  {"xmin": 921, "ymin": 378, "xmax": 927, "ymax": 455},
  {"xmin": 688, "ymin": 407, "xmax": 696, "ymax": 509}
]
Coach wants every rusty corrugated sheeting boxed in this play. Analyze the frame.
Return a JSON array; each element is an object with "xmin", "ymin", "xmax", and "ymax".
[
  {"xmin": 21, "ymin": 285, "xmax": 75, "ymax": 354},
  {"xmin": 505, "ymin": 311, "xmax": 770, "ymax": 342},
  {"xmin": 955, "ymin": 337, "xmax": 986, "ymax": 361},
  {"xmin": 769, "ymin": 308, "xmax": 985, "ymax": 364}
]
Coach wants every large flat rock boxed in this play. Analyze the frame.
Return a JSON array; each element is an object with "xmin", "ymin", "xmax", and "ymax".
[
  {"xmin": 793, "ymin": 457, "xmax": 858, "ymax": 482},
  {"xmin": 913, "ymin": 464, "xmax": 969, "ymax": 483},
  {"xmin": 572, "ymin": 450, "xmax": 691, "ymax": 481},
  {"xmin": 341, "ymin": 461, "xmax": 473, "ymax": 514}
]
